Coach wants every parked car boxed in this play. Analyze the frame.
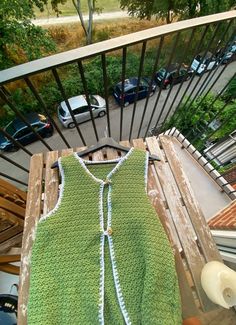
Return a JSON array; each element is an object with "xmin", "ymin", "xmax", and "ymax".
[
  {"xmin": 113, "ymin": 77, "xmax": 157, "ymax": 107},
  {"xmin": 58, "ymin": 95, "xmax": 106, "ymax": 128},
  {"xmin": 191, "ymin": 51, "xmax": 218, "ymax": 75},
  {"xmin": 155, "ymin": 64, "xmax": 193, "ymax": 89},
  {"xmin": 220, "ymin": 40, "xmax": 236, "ymax": 64},
  {"xmin": 0, "ymin": 112, "xmax": 53, "ymax": 152}
]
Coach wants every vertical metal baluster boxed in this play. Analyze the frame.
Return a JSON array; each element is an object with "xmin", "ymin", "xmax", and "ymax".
[
  {"xmin": 52, "ymin": 68, "xmax": 86, "ymax": 146},
  {"xmin": 120, "ymin": 47, "xmax": 127, "ymax": 141},
  {"xmin": 158, "ymin": 28, "xmax": 196, "ymax": 131},
  {"xmin": 77, "ymin": 60, "xmax": 99, "ymax": 142},
  {"xmin": 101, "ymin": 53, "xmax": 111, "ymax": 138},
  {"xmin": 197, "ymin": 25, "xmax": 235, "ymax": 98},
  {"xmin": 183, "ymin": 73, "xmax": 236, "ymax": 145},
  {"xmin": 194, "ymin": 60, "xmax": 228, "ymax": 103},
  {"xmin": 174, "ymin": 22, "xmax": 223, "ymax": 128},
  {"xmin": 25, "ymin": 77, "xmax": 71, "ymax": 148},
  {"xmin": 183, "ymin": 21, "xmax": 233, "ymax": 113},
  {"xmin": 0, "ymin": 88, "xmax": 53, "ymax": 151},
  {"xmin": 129, "ymin": 41, "xmax": 147, "ymax": 141},
  {"xmin": 1, "ymin": 85, "xmax": 11, "ymax": 96},
  {"xmin": 167, "ymin": 25, "xmax": 210, "ymax": 135},
  {"xmin": 0, "ymin": 172, "xmax": 28, "ymax": 187},
  {"xmin": 144, "ymin": 32, "xmax": 181, "ymax": 138},
  {"xmin": 137, "ymin": 36, "xmax": 165, "ymax": 138},
  {"xmin": 0, "ymin": 153, "xmax": 29, "ymax": 173},
  {"xmin": 0, "ymin": 127, "xmax": 32, "ymax": 156},
  {"xmin": 194, "ymin": 103, "xmax": 236, "ymax": 150}
]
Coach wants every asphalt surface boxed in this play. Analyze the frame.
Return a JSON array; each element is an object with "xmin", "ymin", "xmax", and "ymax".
[{"xmin": 1, "ymin": 61, "xmax": 236, "ymax": 189}]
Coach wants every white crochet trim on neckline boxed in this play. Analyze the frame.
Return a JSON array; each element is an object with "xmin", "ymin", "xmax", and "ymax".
[
  {"xmin": 39, "ymin": 157, "xmax": 64, "ymax": 223},
  {"xmin": 73, "ymin": 147, "xmax": 134, "ymax": 183}
]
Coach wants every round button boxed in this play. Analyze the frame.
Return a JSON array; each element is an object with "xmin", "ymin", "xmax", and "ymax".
[{"xmin": 107, "ymin": 227, "xmax": 113, "ymax": 236}]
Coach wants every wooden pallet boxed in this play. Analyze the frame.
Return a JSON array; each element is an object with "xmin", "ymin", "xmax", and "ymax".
[
  {"xmin": 0, "ymin": 178, "xmax": 26, "ymax": 256},
  {"xmin": 18, "ymin": 136, "xmax": 235, "ymax": 325}
]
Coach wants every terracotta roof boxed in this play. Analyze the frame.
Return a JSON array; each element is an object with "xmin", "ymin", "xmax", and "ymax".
[
  {"xmin": 208, "ymin": 200, "xmax": 236, "ymax": 230},
  {"xmin": 222, "ymin": 166, "xmax": 236, "ymax": 187}
]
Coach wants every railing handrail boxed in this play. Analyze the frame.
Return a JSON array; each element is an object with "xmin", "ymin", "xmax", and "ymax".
[{"xmin": 0, "ymin": 10, "xmax": 235, "ymax": 85}]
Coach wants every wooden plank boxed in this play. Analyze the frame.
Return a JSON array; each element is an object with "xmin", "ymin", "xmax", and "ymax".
[
  {"xmin": 146, "ymin": 137, "xmax": 215, "ymax": 312},
  {"xmin": 106, "ymin": 148, "xmax": 120, "ymax": 160},
  {"xmin": 0, "ymin": 197, "xmax": 25, "ymax": 218},
  {"xmin": 18, "ymin": 153, "xmax": 44, "ymax": 325},
  {"xmin": 43, "ymin": 151, "xmax": 59, "ymax": 215},
  {"xmin": 0, "ymin": 224, "xmax": 22, "ymax": 243},
  {"xmin": 133, "ymin": 138, "xmax": 198, "ymax": 319},
  {"xmin": 0, "ymin": 263, "xmax": 20, "ymax": 275},
  {"xmin": 0, "ymin": 208, "xmax": 24, "ymax": 227},
  {"xmin": 160, "ymin": 135, "xmax": 222, "ymax": 262},
  {"xmin": 61, "ymin": 148, "xmax": 74, "ymax": 156},
  {"xmin": 92, "ymin": 150, "xmax": 104, "ymax": 161},
  {"xmin": 0, "ymin": 218, "xmax": 12, "ymax": 232},
  {"xmin": 0, "ymin": 233, "xmax": 22, "ymax": 254},
  {"xmin": 75, "ymin": 146, "xmax": 87, "ymax": 152},
  {"xmin": 174, "ymin": 248, "xmax": 199, "ymax": 319},
  {"xmin": 0, "ymin": 254, "xmax": 21, "ymax": 263},
  {"xmin": 0, "ymin": 178, "xmax": 27, "ymax": 202},
  {"xmin": 119, "ymin": 140, "xmax": 130, "ymax": 148}
]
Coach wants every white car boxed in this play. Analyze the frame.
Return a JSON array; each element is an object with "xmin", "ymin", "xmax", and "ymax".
[
  {"xmin": 58, "ymin": 95, "xmax": 106, "ymax": 128},
  {"xmin": 191, "ymin": 52, "xmax": 218, "ymax": 75}
]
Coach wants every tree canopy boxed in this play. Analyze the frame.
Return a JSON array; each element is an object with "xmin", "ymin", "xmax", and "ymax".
[
  {"xmin": 0, "ymin": 0, "xmax": 56, "ymax": 69},
  {"xmin": 49, "ymin": 0, "xmax": 101, "ymax": 44},
  {"xmin": 120, "ymin": 0, "xmax": 236, "ymax": 24}
]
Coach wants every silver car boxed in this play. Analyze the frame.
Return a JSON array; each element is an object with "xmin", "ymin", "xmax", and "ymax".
[{"xmin": 58, "ymin": 95, "xmax": 106, "ymax": 128}]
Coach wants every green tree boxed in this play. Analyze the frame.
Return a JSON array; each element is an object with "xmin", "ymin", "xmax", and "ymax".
[
  {"xmin": 47, "ymin": 0, "xmax": 102, "ymax": 44},
  {"xmin": 222, "ymin": 75, "xmax": 236, "ymax": 101},
  {"xmin": 0, "ymin": 0, "xmax": 56, "ymax": 69},
  {"xmin": 120, "ymin": 0, "xmax": 185, "ymax": 24},
  {"xmin": 164, "ymin": 93, "xmax": 236, "ymax": 149},
  {"xmin": 120, "ymin": 0, "xmax": 236, "ymax": 24}
]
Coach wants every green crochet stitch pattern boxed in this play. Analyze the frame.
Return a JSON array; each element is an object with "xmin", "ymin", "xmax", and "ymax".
[{"xmin": 27, "ymin": 148, "xmax": 181, "ymax": 325}]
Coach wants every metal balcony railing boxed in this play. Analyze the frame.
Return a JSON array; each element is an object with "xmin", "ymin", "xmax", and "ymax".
[{"xmin": 0, "ymin": 11, "xmax": 236, "ymax": 190}]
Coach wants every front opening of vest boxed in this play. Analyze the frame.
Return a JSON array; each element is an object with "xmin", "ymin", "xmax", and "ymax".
[{"xmin": 27, "ymin": 148, "xmax": 182, "ymax": 325}]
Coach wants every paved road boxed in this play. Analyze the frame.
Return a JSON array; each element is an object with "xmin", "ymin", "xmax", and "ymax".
[
  {"xmin": 33, "ymin": 11, "xmax": 129, "ymax": 26},
  {"xmin": 1, "ymin": 61, "xmax": 235, "ymax": 189}
]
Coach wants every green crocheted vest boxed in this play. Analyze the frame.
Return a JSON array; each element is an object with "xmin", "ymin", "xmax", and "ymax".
[{"xmin": 28, "ymin": 148, "xmax": 181, "ymax": 325}]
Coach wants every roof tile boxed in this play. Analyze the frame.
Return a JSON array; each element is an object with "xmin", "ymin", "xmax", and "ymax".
[{"xmin": 208, "ymin": 200, "xmax": 236, "ymax": 230}]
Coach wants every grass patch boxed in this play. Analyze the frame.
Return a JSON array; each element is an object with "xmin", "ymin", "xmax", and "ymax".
[
  {"xmin": 47, "ymin": 18, "xmax": 162, "ymax": 50},
  {"xmin": 34, "ymin": 0, "xmax": 121, "ymax": 18}
]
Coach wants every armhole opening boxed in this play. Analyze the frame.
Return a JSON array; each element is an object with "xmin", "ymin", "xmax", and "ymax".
[{"xmin": 39, "ymin": 157, "xmax": 65, "ymax": 223}]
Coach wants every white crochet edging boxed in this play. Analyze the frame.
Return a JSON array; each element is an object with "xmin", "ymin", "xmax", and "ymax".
[
  {"xmin": 107, "ymin": 147, "xmax": 134, "ymax": 179},
  {"xmin": 98, "ymin": 183, "xmax": 105, "ymax": 325},
  {"xmin": 39, "ymin": 157, "xmax": 65, "ymax": 223},
  {"xmin": 73, "ymin": 147, "xmax": 134, "ymax": 183},
  {"xmin": 145, "ymin": 151, "xmax": 149, "ymax": 193},
  {"xmin": 106, "ymin": 183, "xmax": 132, "ymax": 325},
  {"xmin": 74, "ymin": 153, "xmax": 104, "ymax": 184},
  {"xmin": 108, "ymin": 235, "xmax": 132, "ymax": 325}
]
